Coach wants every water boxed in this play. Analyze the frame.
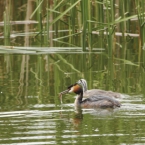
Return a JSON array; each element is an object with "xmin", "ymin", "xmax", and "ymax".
[
  {"xmin": 0, "ymin": 95, "xmax": 145, "ymax": 145},
  {"xmin": 0, "ymin": 53, "xmax": 145, "ymax": 145},
  {"xmin": 0, "ymin": 0, "xmax": 145, "ymax": 144}
]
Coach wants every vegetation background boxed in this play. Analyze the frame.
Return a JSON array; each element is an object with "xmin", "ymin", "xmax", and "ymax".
[
  {"xmin": 0, "ymin": 0, "xmax": 145, "ymax": 54},
  {"xmin": 0, "ymin": 0, "xmax": 145, "ymax": 96}
]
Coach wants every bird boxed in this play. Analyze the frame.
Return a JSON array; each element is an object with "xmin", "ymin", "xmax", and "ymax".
[
  {"xmin": 77, "ymin": 79, "xmax": 121, "ymax": 98},
  {"xmin": 59, "ymin": 79, "xmax": 121, "ymax": 109}
]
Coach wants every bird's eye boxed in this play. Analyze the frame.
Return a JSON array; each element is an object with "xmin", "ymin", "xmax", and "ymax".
[
  {"xmin": 68, "ymin": 84, "xmax": 73, "ymax": 89},
  {"xmin": 67, "ymin": 83, "xmax": 77, "ymax": 89}
]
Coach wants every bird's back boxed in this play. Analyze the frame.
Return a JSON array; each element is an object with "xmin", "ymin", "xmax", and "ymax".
[
  {"xmin": 81, "ymin": 95, "xmax": 121, "ymax": 108},
  {"xmin": 83, "ymin": 89, "xmax": 121, "ymax": 98}
]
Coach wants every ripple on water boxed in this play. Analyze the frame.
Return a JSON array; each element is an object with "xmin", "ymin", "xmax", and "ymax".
[{"xmin": 0, "ymin": 94, "xmax": 145, "ymax": 145}]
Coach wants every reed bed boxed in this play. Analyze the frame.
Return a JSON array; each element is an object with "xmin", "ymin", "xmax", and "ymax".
[
  {"xmin": 1, "ymin": 0, "xmax": 145, "ymax": 63},
  {"xmin": 29, "ymin": 0, "xmax": 145, "ymax": 57}
]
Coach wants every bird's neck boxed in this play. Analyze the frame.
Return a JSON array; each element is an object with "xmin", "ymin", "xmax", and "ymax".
[{"xmin": 74, "ymin": 91, "xmax": 83, "ymax": 106}]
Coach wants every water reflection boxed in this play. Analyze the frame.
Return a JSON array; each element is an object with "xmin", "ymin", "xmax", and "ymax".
[
  {"xmin": 0, "ymin": 97, "xmax": 145, "ymax": 144},
  {"xmin": 0, "ymin": 53, "xmax": 144, "ymax": 144}
]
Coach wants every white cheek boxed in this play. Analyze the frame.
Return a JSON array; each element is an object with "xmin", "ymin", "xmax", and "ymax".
[{"xmin": 69, "ymin": 87, "xmax": 74, "ymax": 93}]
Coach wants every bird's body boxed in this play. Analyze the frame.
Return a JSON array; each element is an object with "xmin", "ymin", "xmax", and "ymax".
[
  {"xmin": 76, "ymin": 79, "xmax": 121, "ymax": 99},
  {"xmin": 75, "ymin": 94, "xmax": 121, "ymax": 109},
  {"xmin": 59, "ymin": 79, "xmax": 121, "ymax": 109},
  {"xmin": 83, "ymin": 89, "xmax": 121, "ymax": 98}
]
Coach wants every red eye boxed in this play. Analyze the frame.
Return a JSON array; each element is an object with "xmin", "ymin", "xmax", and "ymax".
[
  {"xmin": 68, "ymin": 84, "xmax": 73, "ymax": 89},
  {"xmin": 68, "ymin": 83, "xmax": 77, "ymax": 89}
]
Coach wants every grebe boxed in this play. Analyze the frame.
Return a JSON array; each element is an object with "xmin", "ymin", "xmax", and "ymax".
[
  {"xmin": 79, "ymin": 79, "xmax": 121, "ymax": 98},
  {"xmin": 59, "ymin": 79, "xmax": 121, "ymax": 108},
  {"xmin": 60, "ymin": 79, "xmax": 121, "ymax": 98}
]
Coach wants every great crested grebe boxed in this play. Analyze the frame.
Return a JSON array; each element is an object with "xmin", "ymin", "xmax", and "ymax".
[
  {"xmin": 77, "ymin": 79, "xmax": 121, "ymax": 98},
  {"xmin": 59, "ymin": 79, "xmax": 121, "ymax": 108}
]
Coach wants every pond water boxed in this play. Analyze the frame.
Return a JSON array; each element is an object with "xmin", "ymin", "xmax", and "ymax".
[
  {"xmin": 0, "ymin": 53, "xmax": 145, "ymax": 145},
  {"xmin": 1, "ymin": 0, "xmax": 145, "ymax": 144}
]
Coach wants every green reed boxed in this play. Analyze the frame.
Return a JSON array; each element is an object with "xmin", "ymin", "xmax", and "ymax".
[
  {"xmin": 81, "ymin": 1, "xmax": 87, "ymax": 51},
  {"xmin": 135, "ymin": 0, "xmax": 145, "ymax": 94},
  {"xmin": 135, "ymin": 0, "xmax": 145, "ymax": 63},
  {"xmin": 4, "ymin": 0, "xmax": 11, "ymax": 45},
  {"xmin": 94, "ymin": 1, "xmax": 104, "ymax": 49},
  {"xmin": 4, "ymin": 11, "xmax": 10, "ymax": 45},
  {"xmin": 87, "ymin": 0, "xmax": 92, "ymax": 50},
  {"xmin": 26, "ymin": 0, "xmax": 143, "ymax": 56},
  {"xmin": 2, "ymin": 0, "xmax": 145, "ymax": 63},
  {"xmin": 36, "ymin": 0, "xmax": 43, "ymax": 45}
]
